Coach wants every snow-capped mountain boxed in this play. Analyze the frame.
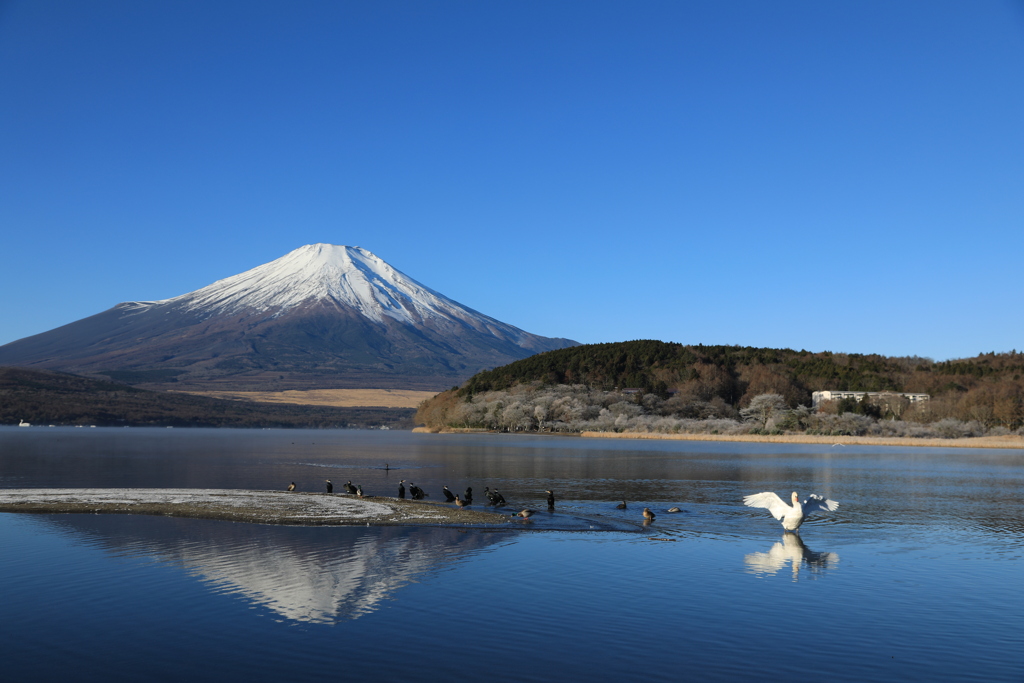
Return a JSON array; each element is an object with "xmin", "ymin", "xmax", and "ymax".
[{"xmin": 0, "ymin": 245, "xmax": 577, "ymax": 390}]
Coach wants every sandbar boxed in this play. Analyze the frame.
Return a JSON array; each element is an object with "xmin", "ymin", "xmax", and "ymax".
[{"xmin": 0, "ymin": 488, "xmax": 513, "ymax": 526}]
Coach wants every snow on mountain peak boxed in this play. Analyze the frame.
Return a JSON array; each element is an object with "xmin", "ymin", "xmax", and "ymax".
[{"xmin": 167, "ymin": 244, "xmax": 494, "ymax": 328}]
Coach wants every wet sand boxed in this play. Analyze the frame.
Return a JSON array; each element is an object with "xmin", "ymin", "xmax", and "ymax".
[{"xmin": 0, "ymin": 489, "xmax": 513, "ymax": 526}]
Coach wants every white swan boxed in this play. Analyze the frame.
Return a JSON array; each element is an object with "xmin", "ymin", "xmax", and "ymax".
[{"xmin": 743, "ymin": 491, "xmax": 838, "ymax": 531}]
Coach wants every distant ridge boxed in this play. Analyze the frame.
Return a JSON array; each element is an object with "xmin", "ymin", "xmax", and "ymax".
[
  {"xmin": 0, "ymin": 245, "xmax": 578, "ymax": 391},
  {"xmin": 0, "ymin": 367, "xmax": 413, "ymax": 428}
]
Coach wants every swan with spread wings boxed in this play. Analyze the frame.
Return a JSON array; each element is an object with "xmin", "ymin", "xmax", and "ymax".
[{"xmin": 743, "ymin": 491, "xmax": 839, "ymax": 531}]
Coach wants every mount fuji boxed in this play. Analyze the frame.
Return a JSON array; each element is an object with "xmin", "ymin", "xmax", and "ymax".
[{"xmin": 0, "ymin": 244, "xmax": 578, "ymax": 390}]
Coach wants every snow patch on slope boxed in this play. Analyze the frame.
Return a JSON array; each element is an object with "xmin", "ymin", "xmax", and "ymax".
[{"xmin": 151, "ymin": 244, "xmax": 512, "ymax": 333}]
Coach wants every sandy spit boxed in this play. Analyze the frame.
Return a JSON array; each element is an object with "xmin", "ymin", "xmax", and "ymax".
[
  {"xmin": 0, "ymin": 489, "xmax": 513, "ymax": 527},
  {"xmin": 176, "ymin": 389, "xmax": 436, "ymax": 408},
  {"xmin": 580, "ymin": 431, "xmax": 1024, "ymax": 450}
]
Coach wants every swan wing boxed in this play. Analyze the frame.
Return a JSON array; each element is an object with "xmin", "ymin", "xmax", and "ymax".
[
  {"xmin": 802, "ymin": 493, "xmax": 839, "ymax": 515},
  {"xmin": 743, "ymin": 491, "xmax": 789, "ymax": 520}
]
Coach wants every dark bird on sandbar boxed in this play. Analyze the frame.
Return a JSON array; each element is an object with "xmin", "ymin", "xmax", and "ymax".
[
  {"xmin": 344, "ymin": 480, "xmax": 357, "ymax": 495},
  {"xmin": 287, "ymin": 482, "xmax": 296, "ymax": 492},
  {"xmin": 455, "ymin": 495, "xmax": 469, "ymax": 510},
  {"xmin": 546, "ymin": 490, "xmax": 555, "ymax": 509},
  {"xmin": 398, "ymin": 480, "xmax": 406, "ymax": 499},
  {"xmin": 409, "ymin": 483, "xmax": 426, "ymax": 500},
  {"xmin": 464, "ymin": 487, "xmax": 473, "ymax": 504},
  {"xmin": 492, "ymin": 489, "xmax": 507, "ymax": 507},
  {"xmin": 442, "ymin": 486, "xmax": 456, "ymax": 502},
  {"xmin": 514, "ymin": 509, "xmax": 536, "ymax": 520},
  {"xmin": 616, "ymin": 500, "xmax": 627, "ymax": 509},
  {"xmin": 325, "ymin": 480, "xmax": 333, "ymax": 494},
  {"xmin": 643, "ymin": 507, "xmax": 656, "ymax": 522},
  {"xmin": 356, "ymin": 485, "xmax": 364, "ymax": 497},
  {"xmin": 484, "ymin": 487, "xmax": 498, "ymax": 505}
]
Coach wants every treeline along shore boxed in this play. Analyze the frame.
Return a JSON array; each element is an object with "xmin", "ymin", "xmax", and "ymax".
[
  {"xmin": 0, "ymin": 367, "xmax": 414, "ymax": 429},
  {"xmin": 416, "ymin": 340, "xmax": 1024, "ymax": 443}
]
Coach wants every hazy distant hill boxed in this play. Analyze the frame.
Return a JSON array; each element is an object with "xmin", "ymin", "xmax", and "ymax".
[
  {"xmin": 0, "ymin": 244, "xmax": 577, "ymax": 392},
  {"xmin": 0, "ymin": 367, "xmax": 414, "ymax": 428}
]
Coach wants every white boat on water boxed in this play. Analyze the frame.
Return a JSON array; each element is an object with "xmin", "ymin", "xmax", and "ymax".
[{"xmin": 18, "ymin": 420, "xmax": 30, "ymax": 427}]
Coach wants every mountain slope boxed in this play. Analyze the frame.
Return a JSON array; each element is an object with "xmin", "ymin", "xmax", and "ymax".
[{"xmin": 0, "ymin": 245, "xmax": 577, "ymax": 390}]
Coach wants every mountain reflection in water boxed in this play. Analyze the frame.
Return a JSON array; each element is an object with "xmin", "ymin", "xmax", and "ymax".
[
  {"xmin": 41, "ymin": 515, "xmax": 510, "ymax": 624},
  {"xmin": 744, "ymin": 532, "xmax": 839, "ymax": 580}
]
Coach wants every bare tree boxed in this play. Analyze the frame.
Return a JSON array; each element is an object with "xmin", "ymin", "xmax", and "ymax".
[
  {"xmin": 534, "ymin": 404, "xmax": 548, "ymax": 431},
  {"xmin": 740, "ymin": 393, "xmax": 788, "ymax": 430}
]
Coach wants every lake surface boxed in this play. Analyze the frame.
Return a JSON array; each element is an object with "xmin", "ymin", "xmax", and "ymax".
[{"xmin": 1, "ymin": 427, "xmax": 1022, "ymax": 682}]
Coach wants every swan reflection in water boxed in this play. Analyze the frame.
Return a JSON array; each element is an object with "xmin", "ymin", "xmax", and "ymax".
[
  {"xmin": 744, "ymin": 532, "xmax": 839, "ymax": 581},
  {"xmin": 40, "ymin": 516, "xmax": 505, "ymax": 624}
]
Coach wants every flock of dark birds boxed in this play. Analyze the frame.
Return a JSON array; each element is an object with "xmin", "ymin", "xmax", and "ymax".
[
  {"xmin": 311, "ymin": 477, "xmax": 540, "ymax": 518},
  {"xmin": 292, "ymin": 474, "xmax": 840, "ymax": 530},
  {"xmin": 282, "ymin": 477, "xmax": 726, "ymax": 525}
]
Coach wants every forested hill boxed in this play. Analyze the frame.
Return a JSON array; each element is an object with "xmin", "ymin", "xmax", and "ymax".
[
  {"xmin": 455, "ymin": 340, "xmax": 1024, "ymax": 409},
  {"xmin": 0, "ymin": 367, "xmax": 413, "ymax": 428}
]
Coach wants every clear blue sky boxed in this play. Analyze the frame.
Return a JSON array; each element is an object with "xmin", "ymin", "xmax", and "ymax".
[{"xmin": 2, "ymin": 1, "xmax": 1022, "ymax": 360}]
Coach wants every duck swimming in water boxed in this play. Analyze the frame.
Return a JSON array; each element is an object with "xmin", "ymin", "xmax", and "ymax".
[
  {"xmin": 616, "ymin": 500, "xmax": 627, "ymax": 510},
  {"xmin": 743, "ymin": 491, "xmax": 839, "ymax": 531},
  {"xmin": 545, "ymin": 490, "xmax": 555, "ymax": 510},
  {"xmin": 666, "ymin": 507, "xmax": 681, "ymax": 513},
  {"xmin": 642, "ymin": 507, "xmax": 656, "ymax": 522}
]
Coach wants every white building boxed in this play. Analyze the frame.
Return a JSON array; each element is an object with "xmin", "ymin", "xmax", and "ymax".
[{"xmin": 811, "ymin": 390, "xmax": 930, "ymax": 410}]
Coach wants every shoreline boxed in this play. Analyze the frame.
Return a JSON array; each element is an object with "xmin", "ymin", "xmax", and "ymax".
[
  {"xmin": 580, "ymin": 431, "xmax": 1024, "ymax": 450},
  {"xmin": 414, "ymin": 426, "xmax": 1024, "ymax": 450},
  {"xmin": 0, "ymin": 488, "xmax": 513, "ymax": 527}
]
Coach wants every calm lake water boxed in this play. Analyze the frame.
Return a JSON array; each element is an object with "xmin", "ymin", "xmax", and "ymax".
[{"xmin": 1, "ymin": 427, "xmax": 1022, "ymax": 682}]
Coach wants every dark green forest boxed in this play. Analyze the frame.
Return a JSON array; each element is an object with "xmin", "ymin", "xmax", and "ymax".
[{"xmin": 0, "ymin": 367, "xmax": 414, "ymax": 429}]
